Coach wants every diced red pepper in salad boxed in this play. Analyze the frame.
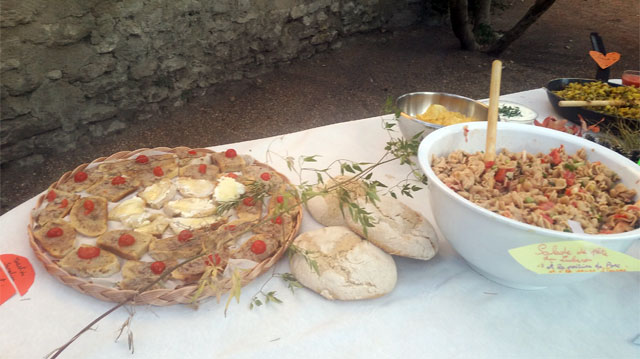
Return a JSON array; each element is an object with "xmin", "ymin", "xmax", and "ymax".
[
  {"xmin": 538, "ymin": 201, "xmax": 555, "ymax": 211},
  {"xmin": 494, "ymin": 168, "xmax": 514, "ymax": 183},
  {"xmin": 562, "ymin": 170, "xmax": 576, "ymax": 186},
  {"xmin": 540, "ymin": 213, "xmax": 554, "ymax": 224},
  {"xmin": 549, "ymin": 148, "xmax": 562, "ymax": 165}
]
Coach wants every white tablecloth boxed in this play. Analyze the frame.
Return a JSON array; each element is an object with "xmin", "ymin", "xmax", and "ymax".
[{"xmin": 1, "ymin": 88, "xmax": 638, "ymax": 359}]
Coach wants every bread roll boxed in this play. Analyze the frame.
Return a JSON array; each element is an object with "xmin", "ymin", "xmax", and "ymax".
[
  {"xmin": 179, "ymin": 164, "xmax": 220, "ymax": 181},
  {"xmin": 97, "ymin": 230, "xmax": 154, "ymax": 260},
  {"xmin": 306, "ymin": 176, "xmax": 366, "ymax": 226},
  {"xmin": 231, "ymin": 233, "xmax": 278, "ymax": 262},
  {"xmin": 120, "ymin": 259, "xmax": 177, "ymax": 290},
  {"xmin": 55, "ymin": 168, "xmax": 103, "ymax": 193},
  {"xmin": 69, "ymin": 196, "xmax": 108, "ymax": 237},
  {"xmin": 86, "ymin": 175, "xmax": 139, "ymax": 202},
  {"xmin": 148, "ymin": 229, "xmax": 205, "ymax": 260},
  {"xmin": 345, "ymin": 195, "xmax": 438, "ymax": 260},
  {"xmin": 289, "ymin": 226, "xmax": 396, "ymax": 300},
  {"xmin": 170, "ymin": 250, "xmax": 228, "ymax": 283},
  {"xmin": 36, "ymin": 189, "xmax": 78, "ymax": 226},
  {"xmin": 33, "ymin": 219, "xmax": 77, "ymax": 259},
  {"xmin": 59, "ymin": 246, "xmax": 120, "ymax": 278}
]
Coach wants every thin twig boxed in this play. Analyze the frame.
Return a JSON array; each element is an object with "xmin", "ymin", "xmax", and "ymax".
[{"xmin": 48, "ymin": 123, "xmax": 423, "ymax": 357}]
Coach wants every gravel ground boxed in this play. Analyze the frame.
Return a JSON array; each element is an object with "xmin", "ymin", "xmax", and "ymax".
[{"xmin": 1, "ymin": 0, "xmax": 638, "ymax": 215}]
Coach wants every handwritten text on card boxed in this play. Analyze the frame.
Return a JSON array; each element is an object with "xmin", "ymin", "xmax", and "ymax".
[{"xmin": 508, "ymin": 241, "xmax": 640, "ymax": 274}]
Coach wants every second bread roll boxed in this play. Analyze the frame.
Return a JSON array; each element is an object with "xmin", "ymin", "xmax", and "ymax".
[
  {"xmin": 306, "ymin": 176, "xmax": 366, "ymax": 226},
  {"xmin": 290, "ymin": 226, "xmax": 397, "ymax": 300},
  {"xmin": 345, "ymin": 195, "xmax": 438, "ymax": 260}
]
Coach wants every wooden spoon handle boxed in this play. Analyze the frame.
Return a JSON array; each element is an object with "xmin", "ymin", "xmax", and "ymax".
[
  {"xmin": 558, "ymin": 100, "xmax": 626, "ymax": 107},
  {"xmin": 485, "ymin": 60, "xmax": 502, "ymax": 163},
  {"xmin": 400, "ymin": 112, "xmax": 417, "ymax": 120}
]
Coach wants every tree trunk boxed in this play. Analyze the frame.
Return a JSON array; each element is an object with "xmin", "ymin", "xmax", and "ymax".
[
  {"xmin": 487, "ymin": 0, "xmax": 557, "ymax": 56},
  {"xmin": 473, "ymin": 0, "xmax": 492, "ymax": 31},
  {"xmin": 449, "ymin": 0, "xmax": 477, "ymax": 51}
]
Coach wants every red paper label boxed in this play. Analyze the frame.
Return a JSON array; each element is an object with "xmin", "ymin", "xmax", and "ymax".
[
  {"xmin": 1, "ymin": 254, "xmax": 35, "ymax": 296},
  {"xmin": 0, "ymin": 266, "xmax": 16, "ymax": 305}
]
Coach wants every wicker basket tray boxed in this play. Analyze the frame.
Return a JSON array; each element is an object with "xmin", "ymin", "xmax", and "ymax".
[{"xmin": 28, "ymin": 147, "xmax": 302, "ymax": 306}]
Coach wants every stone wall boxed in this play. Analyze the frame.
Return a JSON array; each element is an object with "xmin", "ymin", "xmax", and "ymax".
[{"xmin": 1, "ymin": 0, "xmax": 423, "ymax": 165}]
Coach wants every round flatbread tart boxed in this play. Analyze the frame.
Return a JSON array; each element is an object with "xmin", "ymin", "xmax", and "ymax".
[{"xmin": 28, "ymin": 147, "xmax": 302, "ymax": 306}]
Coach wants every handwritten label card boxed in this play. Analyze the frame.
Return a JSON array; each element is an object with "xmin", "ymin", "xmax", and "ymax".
[
  {"xmin": 0, "ymin": 266, "xmax": 16, "ymax": 305},
  {"xmin": 0, "ymin": 254, "xmax": 35, "ymax": 302},
  {"xmin": 509, "ymin": 241, "xmax": 640, "ymax": 274}
]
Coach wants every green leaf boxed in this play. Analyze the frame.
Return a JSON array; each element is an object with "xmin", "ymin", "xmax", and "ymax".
[
  {"xmin": 277, "ymin": 272, "xmax": 303, "ymax": 293},
  {"xmin": 372, "ymin": 180, "xmax": 387, "ymax": 188},
  {"xmin": 287, "ymin": 246, "xmax": 320, "ymax": 275},
  {"xmin": 286, "ymin": 156, "xmax": 295, "ymax": 171},
  {"xmin": 342, "ymin": 163, "xmax": 354, "ymax": 173},
  {"xmin": 266, "ymin": 291, "xmax": 283, "ymax": 304},
  {"xmin": 224, "ymin": 269, "xmax": 243, "ymax": 316}
]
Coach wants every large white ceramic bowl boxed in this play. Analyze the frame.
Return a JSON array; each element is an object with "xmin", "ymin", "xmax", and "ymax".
[{"xmin": 418, "ymin": 122, "xmax": 640, "ymax": 289}]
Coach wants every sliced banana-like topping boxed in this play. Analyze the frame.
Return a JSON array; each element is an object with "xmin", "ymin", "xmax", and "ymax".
[
  {"xmin": 175, "ymin": 177, "xmax": 215, "ymax": 198},
  {"xmin": 169, "ymin": 216, "xmax": 222, "ymax": 232},
  {"xmin": 214, "ymin": 176, "xmax": 245, "ymax": 202},
  {"xmin": 109, "ymin": 197, "xmax": 146, "ymax": 221},
  {"xmin": 134, "ymin": 215, "xmax": 171, "ymax": 237},
  {"xmin": 120, "ymin": 211, "xmax": 155, "ymax": 228},
  {"xmin": 138, "ymin": 179, "xmax": 177, "ymax": 209},
  {"xmin": 164, "ymin": 197, "xmax": 217, "ymax": 218}
]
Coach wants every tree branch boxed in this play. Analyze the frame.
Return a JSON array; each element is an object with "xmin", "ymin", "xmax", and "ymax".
[{"xmin": 486, "ymin": 0, "xmax": 557, "ymax": 56}]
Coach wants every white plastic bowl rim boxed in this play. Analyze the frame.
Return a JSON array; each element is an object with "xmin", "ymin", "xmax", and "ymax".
[{"xmin": 418, "ymin": 121, "xmax": 640, "ymax": 242}]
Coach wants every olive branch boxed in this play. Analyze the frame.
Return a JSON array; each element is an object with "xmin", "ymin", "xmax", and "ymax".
[
  {"xmin": 248, "ymin": 245, "xmax": 318, "ymax": 310},
  {"xmin": 249, "ymin": 269, "xmax": 301, "ymax": 310},
  {"xmin": 216, "ymin": 181, "xmax": 269, "ymax": 216},
  {"xmin": 248, "ymin": 117, "xmax": 426, "ymax": 308},
  {"xmin": 47, "ymin": 110, "xmax": 425, "ymax": 357}
]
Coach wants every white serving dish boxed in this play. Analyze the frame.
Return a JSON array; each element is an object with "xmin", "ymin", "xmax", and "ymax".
[
  {"xmin": 479, "ymin": 100, "xmax": 538, "ymax": 124},
  {"xmin": 417, "ymin": 122, "xmax": 640, "ymax": 289}
]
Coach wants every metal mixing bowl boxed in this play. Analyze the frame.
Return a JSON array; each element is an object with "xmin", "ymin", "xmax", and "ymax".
[{"xmin": 395, "ymin": 92, "xmax": 489, "ymax": 139}]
